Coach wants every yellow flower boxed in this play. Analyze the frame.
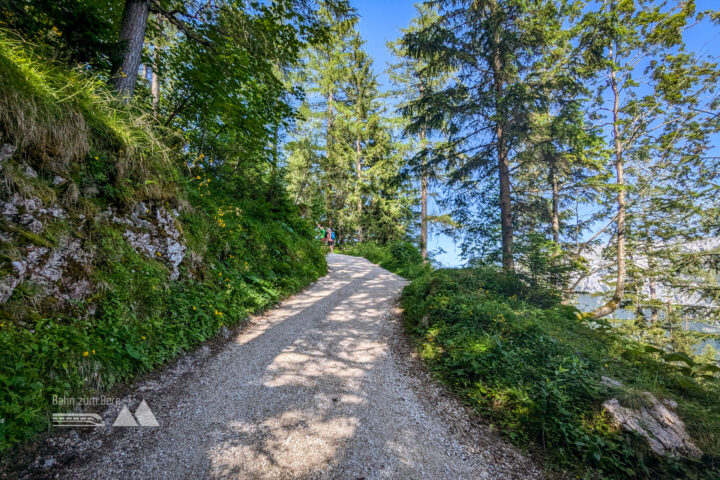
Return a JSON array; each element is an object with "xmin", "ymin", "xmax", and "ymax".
[
  {"xmin": 94, "ymin": 156, "xmax": 99, "ymax": 160},
  {"xmin": 196, "ymin": 175, "xmax": 201, "ymax": 180},
  {"xmin": 214, "ymin": 310, "xmax": 219, "ymax": 315},
  {"xmin": 193, "ymin": 306, "xmax": 196, "ymax": 311},
  {"xmin": 141, "ymin": 335, "xmax": 146, "ymax": 340},
  {"xmin": 92, "ymin": 349, "xmax": 96, "ymax": 355},
  {"xmin": 83, "ymin": 351, "xmax": 89, "ymax": 357},
  {"xmin": 218, "ymin": 272, "xmax": 222, "ymax": 277}
]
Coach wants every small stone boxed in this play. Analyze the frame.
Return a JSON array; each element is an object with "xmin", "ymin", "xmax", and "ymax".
[{"xmin": 600, "ymin": 376, "xmax": 623, "ymax": 388}]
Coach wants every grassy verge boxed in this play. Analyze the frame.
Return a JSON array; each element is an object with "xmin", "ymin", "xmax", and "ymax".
[
  {"xmin": 401, "ymin": 268, "xmax": 720, "ymax": 479},
  {"xmin": 339, "ymin": 241, "xmax": 431, "ymax": 279},
  {"xmin": 0, "ymin": 33, "xmax": 326, "ymax": 454}
]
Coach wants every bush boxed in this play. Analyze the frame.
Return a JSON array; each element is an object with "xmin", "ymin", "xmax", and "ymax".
[{"xmin": 401, "ymin": 268, "xmax": 720, "ymax": 479}]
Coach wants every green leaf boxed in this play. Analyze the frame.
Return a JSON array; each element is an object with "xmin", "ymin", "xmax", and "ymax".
[
  {"xmin": 663, "ymin": 352, "xmax": 695, "ymax": 367},
  {"xmin": 124, "ymin": 343, "xmax": 142, "ymax": 360}
]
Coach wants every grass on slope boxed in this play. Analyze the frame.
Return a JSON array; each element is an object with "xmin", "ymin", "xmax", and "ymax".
[
  {"xmin": 0, "ymin": 33, "xmax": 326, "ymax": 454},
  {"xmin": 401, "ymin": 268, "xmax": 720, "ymax": 479}
]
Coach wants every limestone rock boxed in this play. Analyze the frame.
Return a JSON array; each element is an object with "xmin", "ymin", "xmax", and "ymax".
[
  {"xmin": 0, "ymin": 144, "xmax": 16, "ymax": 165},
  {"xmin": 603, "ymin": 393, "xmax": 702, "ymax": 458},
  {"xmin": 116, "ymin": 202, "xmax": 186, "ymax": 280}
]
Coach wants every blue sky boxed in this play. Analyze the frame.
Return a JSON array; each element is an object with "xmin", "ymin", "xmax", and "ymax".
[{"xmin": 352, "ymin": 0, "xmax": 720, "ymax": 267}]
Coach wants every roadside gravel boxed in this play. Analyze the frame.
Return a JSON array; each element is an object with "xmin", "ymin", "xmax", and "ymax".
[{"xmin": 20, "ymin": 253, "xmax": 545, "ymax": 479}]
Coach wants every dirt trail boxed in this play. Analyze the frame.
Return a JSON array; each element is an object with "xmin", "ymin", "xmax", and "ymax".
[{"xmin": 25, "ymin": 254, "xmax": 544, "ymax": 479}]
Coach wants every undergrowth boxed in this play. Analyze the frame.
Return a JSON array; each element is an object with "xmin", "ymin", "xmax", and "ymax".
[{"xmin": 401, "ymin": 268, "xmax": 720, "ymax": 479}]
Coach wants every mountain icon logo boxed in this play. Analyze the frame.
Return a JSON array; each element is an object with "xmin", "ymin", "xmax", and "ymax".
[{"xmin": 112, "ymin": 400, "xmax": 159, "ymax": 427}]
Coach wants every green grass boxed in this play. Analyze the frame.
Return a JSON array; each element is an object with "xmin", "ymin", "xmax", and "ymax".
[{"xmin": 401, "ymin": 268, "xmax": 720, "ymax": 479}]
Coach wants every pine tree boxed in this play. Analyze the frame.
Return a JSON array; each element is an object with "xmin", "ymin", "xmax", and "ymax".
[
  {"xmin": 389, "ymin": 3, "xmax": 450, "ymax": 261},
  {"xmin": 401, "ymin": 0, "xmax": 566, "ymax": 271}
]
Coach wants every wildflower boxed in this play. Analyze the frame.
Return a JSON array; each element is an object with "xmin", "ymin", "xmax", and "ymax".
[
  {"xmin": 92, "ymin": 349, "xmax": 96, "ymax": 355},
  {"xmin": 196, "ymin": 175, "xmax": 201, "ymax": 180},
  {"xmin": 193, "ymin": 306, "xmax": 196, "ymax": 311},
  {"xmin": 215, "ymin": 310, "xmax": 219, "ymax": 315},
  {"xmin": 94, "ymin": 156, "xmax": 99, "ymax": 160},
  {"xmin": 219, "ymin": 272, "xmax": 222, "ymax": 277},
  {"xmin": 83, "ymin": 351, "xmax": 89, "ymax": 357},
  {"xmin": 141, "ymin": 335, "xmax": 146, "ymax": 340}
]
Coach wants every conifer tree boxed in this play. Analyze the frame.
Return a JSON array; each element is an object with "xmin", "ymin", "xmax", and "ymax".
[{"xmin": 389, "ymin": 3, "xmax": 449, "ymax": 261}]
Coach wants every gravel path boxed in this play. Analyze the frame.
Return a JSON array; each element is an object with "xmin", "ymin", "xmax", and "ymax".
[{"xmin": 24, "ymin": 254, "xmax": 544, "ymax": 479}]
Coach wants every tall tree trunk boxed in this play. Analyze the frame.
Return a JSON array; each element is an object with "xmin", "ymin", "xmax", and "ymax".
[
  {"xmin": 420, "ymin": 127, "xmax": 428, "ymax": 261},
  {"xmin": 112, "ymin": 0, "xmax": 150, "ymax": 97},
  {"xmin": 355, "ymin": 137, "xmax": 363, "ymax": 242},
  {"xmin": 492, "ymin": 26, "xmax": 514, "ymax": 271},
  {"xmin": 649, "ymin": 277, "xmax": 659, "ymax": 322},
  {"xmin": 550, "ymin": 160, "xmax": 560, "ymax": 245},
  {"xmin": 592, "ymin": 49, "xmax": 626, "ymax": 319}
]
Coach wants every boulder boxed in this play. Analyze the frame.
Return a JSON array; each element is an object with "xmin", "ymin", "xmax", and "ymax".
[{"xmin": 603, "ymin": 393, "xmax": 702, "ymax": 458}]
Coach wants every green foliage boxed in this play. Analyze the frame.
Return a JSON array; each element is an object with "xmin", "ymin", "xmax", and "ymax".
[
  {"xmin": 0, "ymin": 33, "xmax": 326, "ymax": 454},
  {"xmin": 341, "ymin": 241, "xmax": 429, "ymax": 279},
  {"xmin": 402, "ymin": 268, "xmax": 720, "ymax": 479},
  {"xmin": 285, "ymin": 13, "xmax": 416, "ymax": 245}
]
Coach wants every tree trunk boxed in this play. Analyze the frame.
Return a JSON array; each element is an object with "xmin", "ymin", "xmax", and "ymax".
[
  {"xmin": 592, "ymin": 50, "xmax": 626, "ymax": 319},
  {"xmin": 355, "ymin": 137, "xmax": 363, "ymax": 242},
  {"xmin": 420, "ymin": 128, "xmax": 428, "ymax": 261},
  {"xmin": 112, "ymin": 0, "xmax": 150, "ymax": 98},
  {"xmin": 550, "ymin": 160, "xmax": 560, "ymax": 245},
  {"xmin": 649, "ymin": 277, "xmax": 659, "ymax": 323},
  {"xmin": 492, "ymin": 29, "xmax": 514, "ymax": 271},
  {"xmin": 151, "ymin": 41, "xmax": 160, "ymax": 110}
]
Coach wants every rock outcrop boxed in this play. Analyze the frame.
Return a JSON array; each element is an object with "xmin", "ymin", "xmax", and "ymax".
[
  {"xmin": 0, "ymin": 144, "xmax": 187, "ymax": 309},
  {"xmin": 601, "ymin": 378, "xmax": 702, "ymax": 458}
]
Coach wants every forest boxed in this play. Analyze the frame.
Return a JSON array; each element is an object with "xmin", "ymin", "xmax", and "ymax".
[{"xmin": 0, "ymin": 0, "xmax": 719, "ymax": 478}]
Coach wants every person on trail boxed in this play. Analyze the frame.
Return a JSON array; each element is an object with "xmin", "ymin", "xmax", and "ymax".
[
  {"xmin": 325, "ymin": 227, "xmax": 334, "ymax": 253},
  {"xmin": 315, "ymin": 222, "xmax": 326, "ymax": 244}
]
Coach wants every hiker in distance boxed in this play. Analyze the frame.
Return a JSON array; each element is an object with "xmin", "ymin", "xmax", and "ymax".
[
  {"xmin": 315, "ymin": 221, "xmax": 326, "ymax": 245},
  {"xmin": 325, "ymin": 227, "xmax": 335, "ymax": 253}
]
